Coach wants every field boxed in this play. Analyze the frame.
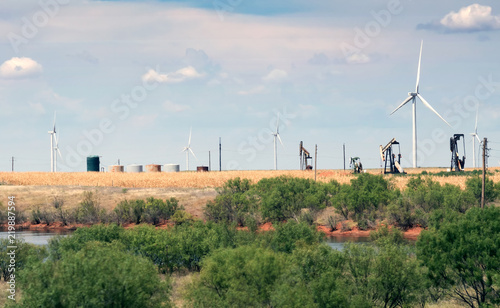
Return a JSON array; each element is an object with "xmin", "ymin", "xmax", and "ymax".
[
  {"xmin": 1, "ymin": 168, "xmax": 499, "ymax": 190},
  {"xmin": 1, "ymin": 168, "xmax": 498, "ymax": 223}
]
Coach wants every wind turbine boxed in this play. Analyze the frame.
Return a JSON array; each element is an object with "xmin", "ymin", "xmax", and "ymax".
[
  {"xmin": 48, "ymin": 112, "xmax": 62, "ymax": 172},
  {"xmin": 390, "ymin": 41, "xmax": 451, "ymax": 168},
  {"xmin": 470, "ymin": 106, "xmax": 481, "ymax": 168},
  {"xmin": 182, "ymin": 128, "xmax": 197, "ymax": 171},
  {"xmin": 272, "ymin": 114, "xmax": 283, "ymax": 170}
]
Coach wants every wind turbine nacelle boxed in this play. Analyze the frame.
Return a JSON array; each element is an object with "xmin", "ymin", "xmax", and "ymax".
[{"xmin": 408, "ymin": 92, "xmax": 417, "ymax": 97}]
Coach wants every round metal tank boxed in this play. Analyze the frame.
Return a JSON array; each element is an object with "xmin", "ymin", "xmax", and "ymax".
[
  {"xmin": 127, "ymin": 164, "xmax": 143, "ymax": 173},
  {"xmin": 197, "ymin": 166, "xmax": 209, "ymax": 172},
  {"xmin": 164, "ymin": 164, "xmax": 180, "ymax": 172},
  {"xmin": 109, "ymin": 165, "xmax": 124, "ymax": 173},
  {"xmin": 145, "ymin": 164, "xmax": 161, "ymax": 172},
  {"xmin": 87, "ymin": 156, "xmax": 100, "ymax": 172}
]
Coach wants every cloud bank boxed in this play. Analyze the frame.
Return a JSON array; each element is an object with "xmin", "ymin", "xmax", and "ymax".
[
  {"xmin": 418, "ymin": 4, "xmax": 500, "ymax": 33},
  {"xmin": 0, "ymin": 57, "xmax": 43, "ymax": 79}
]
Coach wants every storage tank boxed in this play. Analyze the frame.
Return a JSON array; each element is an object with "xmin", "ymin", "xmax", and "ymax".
[
  {"xmin": 87, "ymin": 156, "xmax": 100, "ymax": 172},
  {"xmin": 127, "ymin": 164, "xmax": 143, "ymax": 173},
  {"xmin": 145, "ymin": 164, "xmax": 161, "ymax": 172},
  {"xmin": 163, "ymin": 164, "xmax": 180, "ymax": 172},
  {"xmin": 109, "ymin": 165, "xmax": 124, "ymax": 173},
  {"xmin": 197, "ymin": 166, "xmax": 209, "ymax": 172}
]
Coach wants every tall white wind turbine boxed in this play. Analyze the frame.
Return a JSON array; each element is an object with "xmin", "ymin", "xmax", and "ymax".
[
  {"xmin": 48, "ymin": 112, "xmax": 62, "ymax": 172},
  {"xmin": 272, "ymin": 114, "xmax": 283, "ymax": 170},
  {"xmin": 470, "ymin": 106, "xmax": 481, "ymax": 168},
  {"xmin": 182, "ymin": 128, "xmax": 197, "ymax": 171},
  {"xmin": 390, "ymin": 41, "xmax": 451, "ymax": 168}
]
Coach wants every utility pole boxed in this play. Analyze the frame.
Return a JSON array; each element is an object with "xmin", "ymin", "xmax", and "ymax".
[
  {"xmin": 481, "ymin": 138, "xmax": 487, "ymax": 208},
  {"xmin": 209, "ymin": 151, "xmax": 211, "ymax": 171},
  {"xmin": 343, "ymin": 143, "xmax": 346, "ymax": 170},
  {"xmin": 314, "ymin": 144, "xmax": 318, "ymax": 181},
  {"xmin": 219, "ymin": 137, "xmax": 221, "ymax": 172},
  {"xmin": 11, "ymin": 157, "xmax": 14, "ymax": 172}
]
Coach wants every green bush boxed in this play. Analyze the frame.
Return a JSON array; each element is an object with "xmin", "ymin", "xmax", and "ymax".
[
  {"xmin": 19, "ymin": 242, "xmax": 171, "ymax": 308},
  {"xmin": 186, "ymin": 245, "xmax": 287, "ymax": 307},
  {"xmin": 205, "ymin": 178, "xmax": 254, "ymax": 225},
  {"xmin": 49, "ymin": 224, "xmax": 124, "ymax": 260},
  {"xmin": 333, "ymin": 173, "xmax": 394, "ymax": 222},
  {"xmin": 270, "ymin": 221, "xmax": 323, "ymax": 253},
  {"xmin": 465, "ymin": 175, "xmax": 498, "ymax": 205},
  {"xmin": 171, "ymin": 209, "xmax": 194, "ymax": 225},
  {"xmin": 417, "ymin": 206, "xmax": 500, "ymax": 308},
  {"xmin": 142, "ymin": 197, "xmax": 180, "ymax": 225},
  {"xmin": 254, "ymin": 176, "xmax": 331, "ymax": 222},
  {"xmin": 0, "ymin": 239, "xmax": 47, "ymax": 281},
  {"xmin": 75, "ymin": 191, "xmax": 106, "ymax": 224}
]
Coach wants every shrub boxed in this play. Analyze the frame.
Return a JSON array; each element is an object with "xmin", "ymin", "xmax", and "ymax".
[
  {"xmin": 75, "ymin": 191, "xmax": 105, "ymax": 224},
  {"xmin": 204, "ymin": 178, "xmax": 254, "ymax": 225},
  {"xmin": 19, "ymin": 242, "xmax": 171, "ymax": 308},
  {"xmin": 465, "ymin": 175, "xmax": 498, "ymax": 205},
  {"xmin": 417, "ymin": 206, "xmax": 500, "ymax": 307},
  {"xmin": 171, "ymin": 210, "xmax": 194, "ymax": 225},
  {"xmin": 142, "ymin": 197, "xmax": 180, "ymax": 225}
]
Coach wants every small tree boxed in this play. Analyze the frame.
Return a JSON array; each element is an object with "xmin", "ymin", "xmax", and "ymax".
[
  {"xmin": 19, "ymin": 242, "xmax": 171, "ymax": 308},
  {"xmin": 417, "ymin": 206, "xmax": 500, "ymax": 308}
]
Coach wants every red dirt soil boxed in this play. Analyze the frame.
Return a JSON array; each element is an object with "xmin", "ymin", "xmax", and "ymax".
[{"xmin": 2, "ymin": 221, "xmax": 423, "ymax": 240}]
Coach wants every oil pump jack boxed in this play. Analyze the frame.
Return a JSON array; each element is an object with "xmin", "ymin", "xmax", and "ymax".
[
  {"xmin": 299, "ymin": 141, "xmax": 313, "ymax": 170},
  {"xmin": 350, "ymin": 157, "xmax": 363, "ymax": 173},
  {"xmin": 380, "ymin": 138, "xmax": 405, "ymax": 174},
  {"xmin": 450, "ymin": 134, "xmax": 466, "ymax": 172}
]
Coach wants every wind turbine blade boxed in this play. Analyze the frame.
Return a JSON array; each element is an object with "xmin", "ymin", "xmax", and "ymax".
[
  {"xmin": 57, "ymin": 147, "xmax": 62, "ymax": 158},
  {"xmin": 475, "ymin": 134, "xmax": 481, "ymax": 143},
  {"xmin": 188, "ymin": 127, "xmax": 192, "ymax": 146},
  {"xmin": 277, "ymin": 134, "xmax": 283, "ymax": 146},
  {"xmin": 276, "ymin": 113, "xmax": 280, "ymax": 134},
  {"xmin": 415, "ymin": 41, "xmax": 423, "ymax": 93},
  {"xmin": 475, "ymin": 105, "xmax": 479, "ymax": 132},
  {"xmin": 52, "ymin": 111, "xmax": 57, "ymax": 133},
  {"xmin": 189, "ymin": 148, "xmax": 197, "ymax": 160},
  {"xmin": 390, "ymin": 96, "xmax": 413, "ymax": 115},
  {"xmin": 417, "ymin": 94, "xmax": 451, "ymax": 127}
]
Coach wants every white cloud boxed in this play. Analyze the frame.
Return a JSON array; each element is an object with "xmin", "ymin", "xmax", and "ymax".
[
  {"xmin": 163, "ymin": 100, "xmax": 191, "ymax": 113},
  {"xmin": 262, "ymin": 69, "xmax": 288, "ymax": 83},
  {"xmin": 0, "ymin": 57, "xmax": 43, "ymax": 79},
  {"xmin": 441, "ymin": 4, "xmax": 500, "ymax": 31},
  {"xmin": 419, "ymin": 4, "xmax": 500, "ymax": 33},
  {"xmin": 346, "ymin": 53, "xmax": 370, "ymax": 64},
  {"xmin": 237, "ymin": 85, "xmax": 267, "ymax": 96},
  {"xmin": 28, "ymin": 102, "xmax": 45, "ymax": 115},
  {"xmin": 142, "ymin": 66, "xmax": 204, "ymax": 84}
]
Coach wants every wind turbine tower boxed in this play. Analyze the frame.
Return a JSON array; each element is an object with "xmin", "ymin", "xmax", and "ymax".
[
  {"xmin": 390, "ymin": 41, "xmax": 451, "ymax": 168},
  {"xmin": 182, "ymin": 128, "xmax": 197, "ymax": 171},
  {"xmin": 272, "ymin": 114, "xmax": 283, "ymax": 170},
  {"xmin": 48, "ymin": 112, "xmax": 62, "ymax": 172},
  {"xmin": 470, "ymin": 106, "xmax": 481, "ymax": 168}
]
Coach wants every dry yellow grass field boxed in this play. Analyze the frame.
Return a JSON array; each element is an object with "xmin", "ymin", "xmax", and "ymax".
[
  {"xmin": 1, "ymin": 168, "xmax": 498, "ymax": 220},
  {"xmin": 1, "ymin": 168, "xmax": 498, "ymax": 190}
]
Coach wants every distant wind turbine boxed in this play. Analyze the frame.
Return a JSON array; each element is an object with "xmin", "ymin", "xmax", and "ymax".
[
  {"xmin": 48, "ymin": 112, "xmax": 62, "ymax": 172},
  {"xmin": 390, "ymin": 41, "xmax": 451, "ymax": 168},
  {"xmin": 272, "ymin": 114, "xmax": 283, "ymax": 170},
  {"xmin": 470, "ymin": 105, "xmax": 481, "ymax": 168},
  {"xmin": 182, "ymin": 128, "xmax": 197, "ymax": 171}
]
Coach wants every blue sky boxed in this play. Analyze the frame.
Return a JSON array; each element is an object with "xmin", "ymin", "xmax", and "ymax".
[{"xmin": 1, "ymin": 0, "xmax": 500, "ymax": 172}]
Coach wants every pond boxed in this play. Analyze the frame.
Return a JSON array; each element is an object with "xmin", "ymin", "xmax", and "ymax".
[
  {"xmin": 0, "ymin": 230, "xmax": 73, "ymax": 246},
  {"xmin": 325, "ymin": 236, "xmax": 372, "ymax": 251},
  {"xmin": 2, "ymin": 230, "xmax": 374, "ymax": 248}
]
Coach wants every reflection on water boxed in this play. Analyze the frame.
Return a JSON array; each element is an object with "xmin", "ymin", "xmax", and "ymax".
[
  {"xmin": 2, "ymin": 230, "xmax": 373, "ymax": 248},
  {"xmin": 325, "ymin": 236, "xmax": 371, "ymax": 251},
  {"xmin": 0, "ymin": 230, "xmax": 73, "ymax": 246}
]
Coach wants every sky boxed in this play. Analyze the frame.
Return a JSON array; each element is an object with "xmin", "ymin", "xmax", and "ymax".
[{"xmin": 1, "ymin": 0, "xmax": 500, "ymax": 172}]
